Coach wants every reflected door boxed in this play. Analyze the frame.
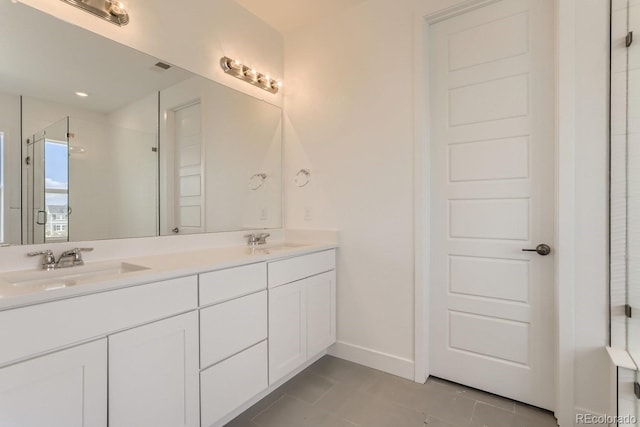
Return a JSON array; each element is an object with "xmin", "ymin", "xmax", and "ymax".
[
  {"xmin": 172, "ymin": 102, "xmax": 204, "ymax": 235},
  {"xmin": 26, "ymin": 117, "xmax": 69, "ymax": 244}
]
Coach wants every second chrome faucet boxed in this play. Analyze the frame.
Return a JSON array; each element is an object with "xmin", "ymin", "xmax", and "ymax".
[{"xmin": 244, "ymin": 233, "xmax": 270, "ymax": 246}]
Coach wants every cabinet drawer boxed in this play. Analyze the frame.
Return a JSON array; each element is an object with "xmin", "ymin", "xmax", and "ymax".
[
  {"xmin": 268, "ymin": 250, "xmax": 335, "ymax": 288},
  {"xmin": 199, "ymin": 263, "xmax": 266, "ymax": 306},
  {"xmin": 200, "ymin": 291, "xmax": 267, "ymax": 368},
  {"xmin": 200, "ymin": 341, "xmax": 268, "ymax": 427},
  {"xmin": 0, "ymin": 276, "xmax": 197, "ymax": 366}
]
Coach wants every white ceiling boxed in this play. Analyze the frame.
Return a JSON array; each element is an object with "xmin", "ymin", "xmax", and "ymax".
[
  {"xmin": 0, "ymin": 2, "xmax": 193, "ymax": 113},
  {"xmin": 234, "ymin": 0, "xmax": 370, "ymax": 34}
]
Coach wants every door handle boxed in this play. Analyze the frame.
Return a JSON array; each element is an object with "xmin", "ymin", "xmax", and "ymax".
[
  {"xmin": 522, "ymin": 244, "xmax": 551, "ymax": 256},
  {"xmin": 172, "ymin": 227, "xmax": 179, "ymax": 234},
  {"xmin": 36, "ymin": 210, "xmax": 47, "ymax": 225}
]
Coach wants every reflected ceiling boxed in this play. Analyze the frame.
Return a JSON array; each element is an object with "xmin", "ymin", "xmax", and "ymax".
[{"xmin": 0, "ymin": 2, "xmax": 192, "ymax": 113}]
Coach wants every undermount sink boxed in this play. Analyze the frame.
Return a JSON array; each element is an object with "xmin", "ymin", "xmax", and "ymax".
[
  {"xmin": 247, "ymin": 242, "xmax": 309, "ymax": 255},
  {"xmin": 1, "ymin": 262, "xmax": 149, "ymax": 291}
]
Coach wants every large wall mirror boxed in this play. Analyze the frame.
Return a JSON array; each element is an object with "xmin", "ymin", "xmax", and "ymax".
[{"xmin": 0, "ymin": 2, "xmax": 282, "ymax": 246}]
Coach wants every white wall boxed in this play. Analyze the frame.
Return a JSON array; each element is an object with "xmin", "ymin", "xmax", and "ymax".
[
  {"xmin": 285, "ymin": 0, "xmax": 611, "ymax": 421},
  {"xmin": 17, "ymin": 0, "xmax": 284, "ymax": 108},
  {"xmin": 285, "ymin": 0, "xmax": 416, "ymax": 373}
]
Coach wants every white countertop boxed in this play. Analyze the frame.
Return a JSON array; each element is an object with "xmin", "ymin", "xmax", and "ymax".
[{"xmin": 0, "ymin": 241, "xmax": 337, "ymax": 311}]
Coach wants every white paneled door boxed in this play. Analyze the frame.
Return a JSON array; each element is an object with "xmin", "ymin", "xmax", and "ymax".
[{"xmin": 429, "ymin": 0, "xmax": 555, "ymax": 410}]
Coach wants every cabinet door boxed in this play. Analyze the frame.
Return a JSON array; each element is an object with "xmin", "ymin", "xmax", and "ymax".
[
  {"xmin": 0, "ymin": 339, "xmax": 107, "ymax": 427},
  {"xmin": 109, "ymin": 312, "xmax": 199, "ymax": 427},
  {"xmin": 307, "ymin": 271, "xmax": 336, "ymax": 357},
  {"xmin": 268, "ymin": 279, "xmax": 307, "ymax": 384}
]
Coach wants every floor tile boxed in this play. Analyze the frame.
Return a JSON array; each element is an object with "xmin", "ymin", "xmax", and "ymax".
[
  {"xmin": 315, "ymin": 383, "xmax": 426, "ymax": 427},
  {"xmin": 456, "ymin": 387, "xmax": 516, "ymax": 412},
  {"xmin": 420, "ymin": 391, "xmax": 476, "ymax": 427},
  {"xmin": 514, "ymin": 403, "xmax": 558, "ymax": 427},
  {"xmin": 471, "ymin": 402, "xmax": 524, "ymax": 427},
  {"xmin": 281, "ymin": 370, "xmax": 337, "ymax": 404},
  {"xmin": 471, "ymin": 402, "xmax": 557, "ymax": 427},
  {"xmin": 309, "ymin": 355, "xmax": 384, "ymax": 390},
  {"xmin": 229, "ymin": 389, "xmax": 284, "ymax": 422},
  {"xmin": 224, "ymin": 415, "xmax": 260, "ymax": 427},
  {"xmin": 253, "ymin": 395, "xmax": 357, "ymax": 427},
  {"xmin": 426, "ymin": 416, "xmax": 463, "ymax": 427},
  {"xmin": 228, "ymin": 356, "xmax": 559, "ymax": 427}
]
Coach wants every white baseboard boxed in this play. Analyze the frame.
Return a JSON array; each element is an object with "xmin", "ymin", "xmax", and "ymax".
[{"xmin": 327, "ymin": 341, "xmax": 415, "ymax": 381}]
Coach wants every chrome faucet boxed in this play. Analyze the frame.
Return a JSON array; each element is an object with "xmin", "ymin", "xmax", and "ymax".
[
  {"xmin": 27, "ymin": 250, "xmax": 56, "ymax": 271},
  {"xmin": 27, "ymin": 247, "xmax": 94, "ymax": 270},
  {"xmin": 244, "ymin": 233, "xmax": 270, "ymax": 246},
  {"xmin": 55, "ymin": 248, "xmax": 94, "ymax": 268}
]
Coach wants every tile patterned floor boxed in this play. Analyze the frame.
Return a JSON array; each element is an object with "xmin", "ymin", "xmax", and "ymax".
[{"xmin": 225, "ymin": 356, "xmax": 558, "ymax": 427}]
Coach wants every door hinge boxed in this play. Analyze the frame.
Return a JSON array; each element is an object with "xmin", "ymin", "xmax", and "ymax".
[
  {"xmin": 627, "ymin": 31, "xmax": 634, "ymax": 47},
  {"xmin": 626, "ymin": 304, "xmax": 633, "ymax": 318},
  {"xmin": 635, "ymin": 382, "xmax": 640, "ymax": 399},
  {"xmin": 66, "ymin": 132, "xmax": 75, "ymax": 139},
  {"xmin": 151, "ymin": 147, "xmax": 158, "ymax": 152}
]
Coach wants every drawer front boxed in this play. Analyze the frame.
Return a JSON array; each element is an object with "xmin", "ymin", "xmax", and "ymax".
[
  {"xmin": 0, "ymin": 276, "xmax": 197, "ymax": 367},
  {"xmin": 200, "ymin": 291, "xmax": 267, "ymax": 368},
  {"xmin": 268, "ymin": 250, "xmax": 335, "ymax": 288},
  {"xmin": 199, "ymin": 263, "xmax": 266, "ymax": 306},
  {"xmin": 200, "ymin": 341, "xmax": 268, "ymax": 427}
]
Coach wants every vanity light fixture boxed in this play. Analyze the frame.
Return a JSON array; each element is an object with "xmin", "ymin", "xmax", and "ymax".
[
  {"xmin": 60, "ymin": 0, "xmax": 130, "ymax": 26},
  {"xmin": 220, "ymin": 57, "xmax": 281, "ymax": 94},
  {"xmin": 75, "ymin": 92, "xmax": 89, "ymax": 98}
]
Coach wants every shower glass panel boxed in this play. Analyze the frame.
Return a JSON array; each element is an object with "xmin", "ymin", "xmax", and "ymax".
[
  {"xmin": 26, "ymin": 117, "xmax": 69, "ymax": 244},
  {"xmin": 626, "ymin": 0, "xmax": 640, "ymax": 363}
]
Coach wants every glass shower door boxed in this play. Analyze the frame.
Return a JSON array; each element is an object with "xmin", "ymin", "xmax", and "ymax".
[{"xmin": 26, "ymin": 117, "xmax": 69, "ymax": 244}]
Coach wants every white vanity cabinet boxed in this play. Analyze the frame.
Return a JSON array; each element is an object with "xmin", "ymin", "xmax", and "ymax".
[
  {"xmin": 198, "ymin": 262, "xmax": 269, "ymax": 427},
  {"xmin": 0, "ymin": 339, "xmax": 108, "ymax": 427},
  {"xmin": 0, "ymin": 245, "xmax": 337, "ymax": 427},
  {"xmin": 108, "ymin": 312, "xmax": 200, "ymax": 427},
  {"xmin": 268, "ymin": 250, "xmax": 336, "ymax": 385},
  {"xmin": 0, "ymin": 274, "xmax": 198, "ymax": 427}
]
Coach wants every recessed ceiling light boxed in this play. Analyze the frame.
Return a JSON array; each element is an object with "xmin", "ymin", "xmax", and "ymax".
[{"xmin": 75, "ymin": 92, "xmax": 89, "ymax": 98}]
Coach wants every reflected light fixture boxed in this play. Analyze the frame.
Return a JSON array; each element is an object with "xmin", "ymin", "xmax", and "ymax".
[
  {"xmin": 60, "ymin": 0, "xmax": 129, "ymax": 26},
  {"xmin": 75, "ymin": 91, "xmax": 89, "ymax": 98},
  {"xmin": 220, "ymin": 57, "xmax": 281, "ymax": 94}
]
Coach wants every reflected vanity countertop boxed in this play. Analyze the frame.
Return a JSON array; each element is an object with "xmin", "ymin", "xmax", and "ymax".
[{"xmin": 0, "ymin": 241, "xmax": 337, "ymax": 311}]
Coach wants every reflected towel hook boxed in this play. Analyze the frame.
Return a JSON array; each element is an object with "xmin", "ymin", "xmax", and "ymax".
[
  {"xmin": 295, "ymin": 169, "xmax": 311, "ymax": 187},
  {"xmin": 249, "ymin": 173, "xmax": 267, "ymax": 190}
]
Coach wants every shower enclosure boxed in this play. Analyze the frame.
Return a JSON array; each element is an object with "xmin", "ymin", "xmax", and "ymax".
[{"xmin": 25, "ymin": 117, "xmax": 70, "ymax": 244}]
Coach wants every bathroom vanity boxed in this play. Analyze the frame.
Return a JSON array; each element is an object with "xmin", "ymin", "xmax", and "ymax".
[{"xmin": 0, "ymin": 243, "xmax": 336, "ymax": 427}]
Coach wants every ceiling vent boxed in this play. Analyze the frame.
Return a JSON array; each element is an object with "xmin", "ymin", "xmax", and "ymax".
[{"xmin": 154, "ymin": 62, "xmax": 172, "ymax": 70}]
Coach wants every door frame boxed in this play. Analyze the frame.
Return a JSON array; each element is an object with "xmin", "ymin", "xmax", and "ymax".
[{"xmin": 412, "ymin": 0, "xmax": 576, "ymax": 425}]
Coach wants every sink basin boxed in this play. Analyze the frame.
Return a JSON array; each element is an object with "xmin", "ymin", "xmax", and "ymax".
[
  {"xmin": 1, "ymin": 262, "xmax": 149, "ymax": 291},
  {"xmin": 247, "ymin": 242, "xmax": 309, "ymax": 255}
]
